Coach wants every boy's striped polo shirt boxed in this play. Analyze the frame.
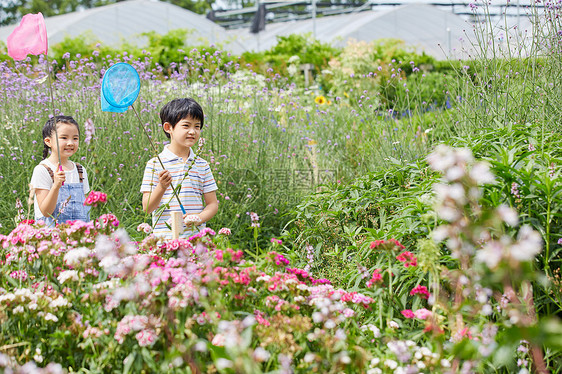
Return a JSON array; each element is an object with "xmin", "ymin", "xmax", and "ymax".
[{"xmin": 140, "ymin": 145, "xmax": 218, "ymax": 240}]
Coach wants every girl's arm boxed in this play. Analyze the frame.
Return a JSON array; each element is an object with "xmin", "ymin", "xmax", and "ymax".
[
  {"xmin": 35, "ymin": 188, "xmax": 59, "ymax": 217},
  {"xmin": 35, "ymin": 166, "xmax": 65, "ymax": 217}
]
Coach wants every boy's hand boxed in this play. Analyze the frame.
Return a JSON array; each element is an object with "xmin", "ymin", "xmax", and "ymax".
[
  {"xmin": 53, "ymin": 164, "xmax": 66, "ymax": 188},
  {"xmin": 184, "ymin": 214, "xmax": 202, "ymax": 227},
  {"xmin": 158, "ymin": 170, "xmax": 172, "ymax": 189}
]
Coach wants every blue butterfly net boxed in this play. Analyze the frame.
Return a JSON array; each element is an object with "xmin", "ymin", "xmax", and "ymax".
[{"xmin": 101, "ymin": 63, "xmax": 140, "ymax": 113}]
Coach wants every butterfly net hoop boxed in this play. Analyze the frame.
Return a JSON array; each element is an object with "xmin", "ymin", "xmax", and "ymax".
[{"xmin": 101, "ymin": 63, "xmax": 141, "ymax": 108}]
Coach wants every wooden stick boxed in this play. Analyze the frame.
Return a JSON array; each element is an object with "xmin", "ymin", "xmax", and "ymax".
[{"xmin": 171, "ymin": 211, "xmax": 183, "ymax": 240}]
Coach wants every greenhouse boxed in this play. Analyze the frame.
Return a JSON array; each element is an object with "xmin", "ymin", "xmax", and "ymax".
[
  {"xmin": 0, "ymin": 0, "xmax": 538, "ymax": 59},
  {"xmin": 0, "ymin": 0, "xmax": 247, "ymax": 55},
  {"xmin": 229, "ymin": 3, "xmax": 478, "ymax": 59}
]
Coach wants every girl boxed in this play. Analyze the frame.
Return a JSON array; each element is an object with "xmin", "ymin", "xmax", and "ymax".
[{"xmin": 30, "ymin": 116, "xmax": 91, "ymax": 225}]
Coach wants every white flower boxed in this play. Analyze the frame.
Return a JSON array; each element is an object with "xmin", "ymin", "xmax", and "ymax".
[
  {"xmin": 435, "ymin": 183, "xmax": 466, "ymax": 204},
  {"xmin": 215, "ymin": 358, "xmax": 233, "ymax": 370},
  {"xmin": 304, "ymin": 353, "xmax": 316, "ymax": 363},
  {"xmin": 476, "ymin": 241, "xmax": 504, "ymax": 269},
  {"xmin": 446, "ymin": 166, "xmax": 465, "ymax": 181},
  {"xmin": 57, "ymin": 270, "xmax": 79, "ymax": 284},
  {"xmin": 497, "ymin": 205, "xmax": 519, "ymax": 227},
  {"xmin": 437, "ymin": 206, "xmax": 461, "ymax": 221},
  {"xmin": 369, "ymin": 324, "xmax": 381, "ymax": 338},
  {"xmin": 184, "ymin": 215, "xmax": 202, "ymax": 225},
  {"xmin": 64, "ymin": 247, "xmax": 91, "ymax": 266},
  {"xmin": 49, "ymin": 295, "xmax": 70, "ymax": 309},
  {"xmin": 288, "ymin": 55, "xmax": 300, "ymax": 64},
  {"xmin": 470, "ymin": 162, "xmax": 495, "ymax": 184},
  {"xmin": 481, "ymin": 304, "xmax": 493, "ymax": 315},
  {"xmin": 384, "ymin": 359, "xmax": 398, "ymax": 369},
  {"xmin": 388, "ymin": 320, "xmax": 399, "ymax": 329},
  {"xmin": 511, "ymin": 225, "xmax": 542, "ymax": 261},
  {"xmin": 427, "ymin": 144, "xmax": 456, "ymax": 172},
  {"xmin": 253, "ymin": 347, "xmax": 271, "ymax": 362},
  {"xmin": 287, "ymin": 64, "xmax": 298, "ymax": 76},
  {"xmin": 339, "ymin": 354, "xmax": 351, "ymax": 364},
  {"xmin": 44, "ymin": 313, "xmax": 58, "ymax": 322},
  {"xmin": 432, "ymin": 225, "xmax": 449, "ymax": 242},
  {"xmin": 13, "ymin": 305, "xmax": 24, "ymax": 314}
]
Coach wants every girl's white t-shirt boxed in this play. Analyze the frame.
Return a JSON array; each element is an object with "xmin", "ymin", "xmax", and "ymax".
[{"xmin": 30, "ymin": 159, "xmax": 90, "ymax": 220}]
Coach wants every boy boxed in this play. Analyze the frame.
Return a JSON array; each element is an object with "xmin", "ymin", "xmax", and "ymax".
[{"xmin": 141, "ymin": 98, "xmax": 218, "ymax": 240}]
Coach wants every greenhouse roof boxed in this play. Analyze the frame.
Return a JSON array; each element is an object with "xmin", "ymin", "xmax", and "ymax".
[
  {"xmin": 0, "ymin": 0, "xmax": 246, "ymax": 55},
  {"xmin": 228, "ymin": 4, "xmax": 480, "ymax": 60},
  {"xmin": 0, "ymin": 1, "xmax": 538, "ymax": 60}
]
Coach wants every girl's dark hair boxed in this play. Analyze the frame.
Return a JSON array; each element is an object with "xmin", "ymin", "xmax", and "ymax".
[
  {"xmin": 159, "ymin": 98, "xmax": 204, "ymax": 139},
  {"xmin": 42, "ymin": 116, "xmax": 80, "ymax": 159}
]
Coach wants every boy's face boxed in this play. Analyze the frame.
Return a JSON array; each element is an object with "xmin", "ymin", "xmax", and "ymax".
[{"xmin": 165, "ymin": 116, "xmax": 201, "ymax": 150}]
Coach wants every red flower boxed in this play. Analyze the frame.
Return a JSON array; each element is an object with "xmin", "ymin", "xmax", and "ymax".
[
  {"xmin": 410, "ymin": 285, "xmax": 430, "ymax": 299},
  {"xmin": 396, "ymin": 251, "xmax": 418, "ymax": 267}
]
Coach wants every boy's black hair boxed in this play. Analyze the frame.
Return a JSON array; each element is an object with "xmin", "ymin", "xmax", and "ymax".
[
  {"xmin": 160, "ymin": 98, "xmax": 204, "ymax": 139},
  {"xmin": 42, "ymin": 115, "xmax": 80, "ymax": 159}
]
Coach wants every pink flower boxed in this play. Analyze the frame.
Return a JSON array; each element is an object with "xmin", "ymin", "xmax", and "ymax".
[
  {"xmin": 9, "ymin": 270, "xmax": 28, "ymax": 281},
  {"xmin": 135, "ymin": 329, "xmax": 157, "ymax": 347},
  {"xmin": 401, "ymin": 309, "xmax": 415, "ymax": 319},
  {"xmin": 396, "ymin": 251, "xmax": 417, "ymax": 267},
  {"xmin": 366, "ymin": 269, "xmax": 383, "ymax": 288},
  {"xmin": 84, "ymin": 191, "xmax": 108, "ymax": 207},
  {"xmin": 410, "ymin": 285, "xmax": 430, "ymax": 299},
  {"xmin": 136, "ymin": 223, "xmax": 152, "ymax": 234},
  {"xmin": 218, "ymin": 227, "xmax": 231, "ymax": 236},
  {"xmin": 414, "ymin": 308, "xmax": 432, "ymax": 320},
  {"xmin": 270, "ymin": 237, "xmax": 283, "ymax": 245},
  {"xmin": 369, "ymin": 238, "xmax": 405, "ymax": 250},
  {"xmin": 276, "ymin": 256, "xmax": 289, "ymax": 266},
  {"xmin": 311, "ymin": 278, "xmax": 331, "ymax": 285}
]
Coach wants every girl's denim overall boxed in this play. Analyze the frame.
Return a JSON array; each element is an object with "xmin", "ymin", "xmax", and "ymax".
[{"xmin": 43, "ymin": 164, "xmax": 90, "ymax": 226}]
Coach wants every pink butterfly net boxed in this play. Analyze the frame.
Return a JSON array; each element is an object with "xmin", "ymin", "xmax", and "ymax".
[{"xmin": 7, "ymin": 13, "xmax": 48, "ymax": 61}]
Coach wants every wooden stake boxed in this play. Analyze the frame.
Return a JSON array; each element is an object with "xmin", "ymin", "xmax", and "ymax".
[{"xmin": 171, "ymin": 211, "xmax": 183, "ymax": 240}]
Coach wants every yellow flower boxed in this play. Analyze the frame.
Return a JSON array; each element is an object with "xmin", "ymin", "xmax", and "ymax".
[{"xmin": 314, "ymin": 95, "xmax": 327, "ymax": 105}]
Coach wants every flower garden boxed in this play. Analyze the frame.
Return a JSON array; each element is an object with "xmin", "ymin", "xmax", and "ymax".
[{"xmin": 1, "ymin": 1, "xmax": 562, "ymax": 373}]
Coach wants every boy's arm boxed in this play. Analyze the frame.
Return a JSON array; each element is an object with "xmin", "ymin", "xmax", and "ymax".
[
  {"xmin": 142, "ymin": 170, "xmax": 172, "ymax": 214},
  {"xmin": 197, "ymin": 191, "xmax": 218, "ymax": 223}
]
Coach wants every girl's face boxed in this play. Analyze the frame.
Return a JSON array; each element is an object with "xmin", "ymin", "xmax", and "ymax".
[{"xmin": 44, "ymin": 122, "xmax": 80, "ymax": 159}]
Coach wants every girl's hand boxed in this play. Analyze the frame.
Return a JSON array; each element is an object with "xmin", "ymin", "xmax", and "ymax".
[
  {"xmin": 53, "ymin": 164, "xmax": 66, "ymax": 188},
  {"xmin": 184, "ymin": 214, "xmax": 202, "ymax": 227},
  {"xmin": 158, "ymin": 170, "xmax": 172, "ymax": 189}
]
